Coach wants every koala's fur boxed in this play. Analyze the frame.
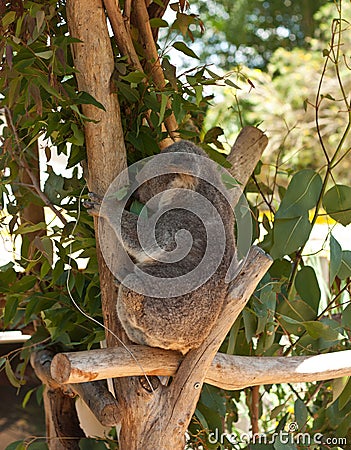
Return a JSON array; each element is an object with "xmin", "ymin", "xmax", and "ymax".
[{"xmin": 86, "ymin": 141, "xmax": 236, "ymax": 354}]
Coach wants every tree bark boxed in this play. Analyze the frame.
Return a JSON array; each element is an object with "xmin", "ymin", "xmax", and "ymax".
[
  {"xmin": 65, "ymin": 3, "xmax": 270, "ymax": 448},
  {"xmin": 50, "ymin": 246, "xmax": 272, "ymax": 448},
  {"xmin": 31, "ymin": 350, "xmax": 85, "ymax": 450},
  {"xmin": 51, "ymin": 347, "xmax": 351, "ymax": 391}
]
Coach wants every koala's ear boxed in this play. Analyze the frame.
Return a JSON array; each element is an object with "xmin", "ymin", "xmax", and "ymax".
[{"xmin": 171, "ymin": 173, "xmax": 198, "ymax": 190}]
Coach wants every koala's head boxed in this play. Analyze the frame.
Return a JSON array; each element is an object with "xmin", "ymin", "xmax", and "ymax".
[{"xmin": 135, "ymin": 141, "xmax": 204, "ymax": 207}]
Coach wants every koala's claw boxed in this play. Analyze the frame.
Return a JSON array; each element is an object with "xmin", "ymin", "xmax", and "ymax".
[
  {"xmin": 88, "ymin": 192, "xmax": 102, "ymax": 203},
  {"xmin": 83, "ymin": 192, "xmax": 102, "ymax": 217}
]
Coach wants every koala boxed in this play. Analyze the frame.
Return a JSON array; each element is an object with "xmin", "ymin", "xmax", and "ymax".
[{"xmin": 85, "ymin": 141, "xmax": 237, "ymax": 354}]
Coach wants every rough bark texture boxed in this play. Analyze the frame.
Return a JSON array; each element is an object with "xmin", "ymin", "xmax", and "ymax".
[
  {"xmin": 20, "ymin": 141, "xmax": 45, "ymax": 244},
  {"xmin": 50, "ymin": 246, "xmax": 271, "ymax": 448},
  {"xmin": 64, "ymin": 3, "xmax": 271, "ymax": 449},
  {"xmin": 66, "ymin": 0, "xmax": 126, "ymax": 345},
  {"xmin": 51, "ymin": 347, "xmax": 351, "ymax": 390},
  {"xmin": 31, "ymin": 350, "xmax": 85, "ymax": 450}
]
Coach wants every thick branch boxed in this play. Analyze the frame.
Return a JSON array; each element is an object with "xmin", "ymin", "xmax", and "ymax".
[
  {"xmin": 71, "ymin": 381, "xmax": 120, "ymax": 427},
  {"xmin": 227, "ymin": 125, "xmax": 268, "ymax": 187},
  {"xmin": 31, "ymin": 350, "xmax": 85, "ymax": 449},
  {"xmin": 103, "ymin": 0, "xmax": 142, "ymax": 70},
  {"xmin": 147, "ymin": 0, "xmax": 171, "ymax": 41},
  {"xmin": 151, "ymin": 246, "xmax": 272, "ymax": 440},
  {"xmin": 52, "ymin": 346, "xmax": 351, "ymax": 390},
  {"xmin": 132, "ymin": 0, "xmax": 178, "ymax": 143},
  {"xmin": 31, "ymin": 350, "xmax": 119, "ymax": 429}
]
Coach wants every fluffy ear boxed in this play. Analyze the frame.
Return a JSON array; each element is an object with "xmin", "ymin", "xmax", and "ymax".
[{"xmin": 170, "ymin": 173, "xmax": 198, "ymax": 191}]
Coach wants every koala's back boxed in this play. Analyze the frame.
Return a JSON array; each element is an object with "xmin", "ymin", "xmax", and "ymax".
[{"xmin": 117, "ymin": 141, "xmax": 236, "ymax": 354}]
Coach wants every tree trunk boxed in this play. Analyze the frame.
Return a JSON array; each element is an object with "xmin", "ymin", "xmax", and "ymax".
[
  {"xmin": 66, "ymin": 1, "xmax": 167, "ymax": 448},
  {"xmin": 65, "ymin": 3, "xmax": 271, "ymax": 449},
  {"xmin": 31, "ymin": 350, "xmax": 85, "ymax": 450}
]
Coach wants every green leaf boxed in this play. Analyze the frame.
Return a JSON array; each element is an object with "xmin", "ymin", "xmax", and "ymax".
[
  {"xmin": 162, "ymin": 58, "xmax": 177, "ymax": 89},
  {"xmin": 67, "ymin": 145, "xmax": 86, "ymax": 168},
  {"xmin": 8, "ymin": 77, "xmax": 22, "ymax": 108},
  {"xmin": 2, "ymin": 11, "xmax": 16, "ymax": 28},
  {"xmin": 35, "ymin": 10, "xmax": 45, "ymax": 31},
  {"xmin": 295, "ymin": 266, "xmax": 320, "ymax": 313},
  {"xmin": 194, "ymin": 84, "xmax": 203, "ymax": 105},
  {"xmin": 323, "ymin": 185, "xmax": 351, "ymax": 226},
  {"xmin": 227, "ymin": 319, "xmax": 241, "ymax": 355},
  {"xmin": 44, "ymin": 171, "xmax": 64, "ymax": 204},
  {"xmin": 276, "ymin": 169, "xmax": 322, "ymax": 219},
  {"xmin": 294, "ymin": 398, "xmax": 308, "ymax": 430},
  {"xmin": 270, "ymin": 215, "xmax": 312, "ymax": 259},
  {"xmin": 11, "ymin": 275, "xmax": 37, "ymax": 293},
  {"xmin": 130, "ymin": 200, "xmax": 145, "ymax": 216},
  {"xmin": 25, "ymin": 442, "xmax": 48, "ymax": 450},
  {"xmin": 338, "ymin": 377, "xmax": 351, "ymax": 410},
  {"xmin": 121, "ymin": 71, "xmax": 146, "ymax": 84},
  {"xmin": 303, "ymin": 321, "xmax": 339, "ymax": 341},
  {"xmin": 33, "ymin": 236, "xmax": 54, "ymax": 266},
  {"xmin": 69, "ymin": 123, "xmax": 84, "ymax": 146},
  {"xmin": 270, "ymin": 402, "xmax": 287, "ymax": 420},
  {"xmin": 221, "ymin": 172, "xmax": 239, "ymax": 189},
  {"xmin": 5, "ymin": 441, "xmax": 26, "ymax": 450},
  {"xmin": 337, "ymin": 251, "xmax": 351, "ymax": 279},
  {"xmin": 22, "ymin": 388, "xmax": 35, "ymax": 408},
  {"xmin": 79, "ymin": 438, "xmax": 107, "ymax": 449},
  {"xmin": 242, "ymin": 309, "xmax": 257, "ymax": 343},
  {"xmin": 14, "ymin": 222, "xmax": 47, "ymax": 235},
  {"xmin": 158, "ymin": 93, "xmax": 168, "ymax": 126},
  {"xmin": 116, "ymin": 82, "xmax": 140, "ymax": 103},
  {"xmin": 149, "ymin": 18, "xmax": 169, "ymax": 28},
  {"xmin": 4, "ymin": 295, "xmax": 20, "ymax": 327},
  {"xmin": 76, "ymin": 92, "xmax": 106, "ymax": 111},
  {"xmin": 172, "ymin": 41, "xmax": 199, "ymax": 59},
  {"xmin": 5, "ymin": 359, "xmax": 22, "ymax": 388},
  {"xmin": 330, "ymin": 234, "xmax": 342, "ymax": 285},
  {"xmin": 35, "ymin": 51, "xmax": 53, "ymax": 59},
  {"xmin": 204, "ymin": 127, "xmax": 224, "ymax": 143},
  {"xmin": 224, "ymin": 79, "xmax": 241, "ymax": 89},
  {"xmin": 342, "ymin": 304, "xmax": 351, "ymax": 329}
]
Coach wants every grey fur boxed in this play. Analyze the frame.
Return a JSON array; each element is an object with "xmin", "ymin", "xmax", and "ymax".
[{"xmin": 86, "ymin": 141, "xmax": 236, "ymax": 354}]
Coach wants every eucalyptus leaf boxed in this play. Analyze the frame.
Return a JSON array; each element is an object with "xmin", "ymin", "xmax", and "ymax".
[
  {"xmin": 173, "ymin": 41, "xmax": 199, "ymax": 59},
  {"xmin": 276, "ymin": 169, "xmax": 322, "ymax": 218},
  {"xmin": 303, "ymin": 321, "xmax": 339, "ymax": 341},
  {"xmin": 329, "ymin": 234, "xmax": 342, "ymax": 285},
  {"xmin": 270, "ymin": 214, "xmax": 312, "ymax": 259},
  {"xmin": 338, "ymin": 377, "xmax": 351, "ymax": 410},
  {"xmin": 323, "ymin": 184, "xmax": 351, "ymax": 226},
  {"xmin": 337, "ymin": 250, "xmax": 351, "ymax": 279},
  {"xmin": 294, "ymin": 398, "xmax": 308, "ymax": 430},
  {"xmin": 295, "ymin": 266, "xmax": 320, "ymax": 312},
  {"xmin": 5, "ymin": 359, "xmax": 22, "ymax": 388}
]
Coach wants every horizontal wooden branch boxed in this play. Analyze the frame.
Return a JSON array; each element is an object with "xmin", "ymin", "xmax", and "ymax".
[
  {"xmin": 51, "ymin": 346, "xmax": 351, "ymax": 390},
  {"xmin": 32, "ymin": 349, "xmax": 119, "ymax": 427}
]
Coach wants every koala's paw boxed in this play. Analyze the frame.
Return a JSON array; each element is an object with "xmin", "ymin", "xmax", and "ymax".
[{"xmin": 83, "ymin": 192, "xmax": 102, "ymax": 217}]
